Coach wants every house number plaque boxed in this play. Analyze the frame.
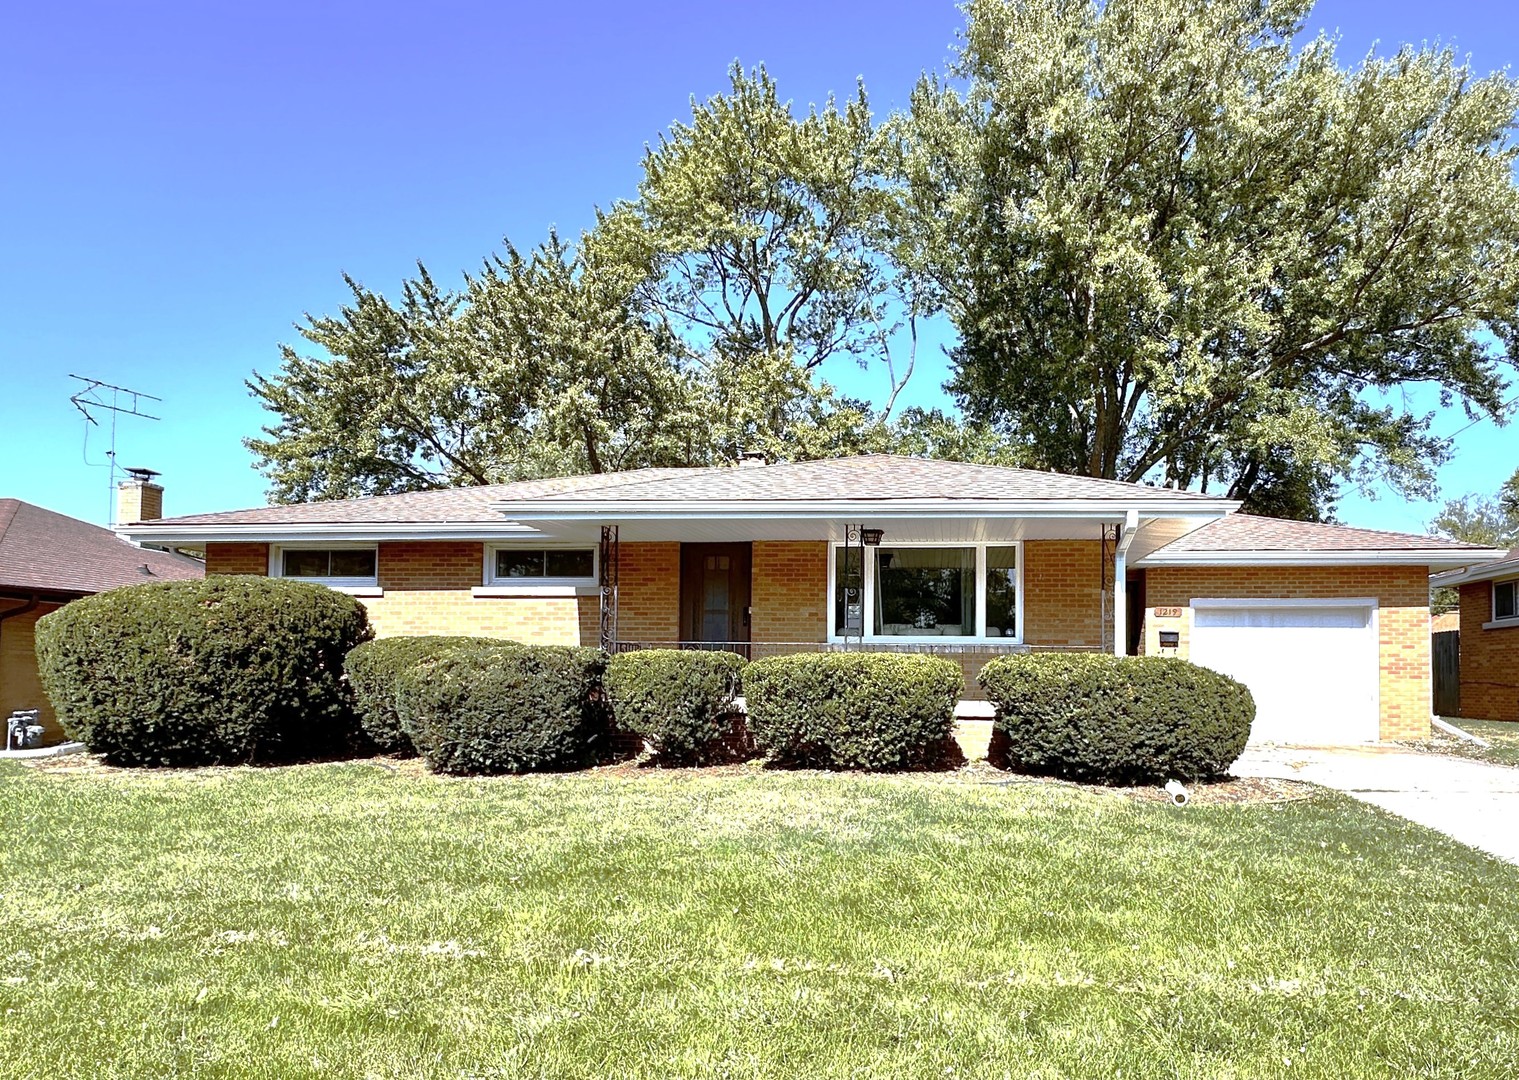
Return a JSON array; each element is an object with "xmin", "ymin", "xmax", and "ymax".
[{"xmin": 1153, "ymin": 607, "xmax": 1183, "ymax": 618}]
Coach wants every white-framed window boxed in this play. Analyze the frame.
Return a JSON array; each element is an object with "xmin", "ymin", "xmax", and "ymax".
[
  {"xmin": 827, "ymin": 541, "xmax": 1023, "ymax": 643},
  {"xmin": 1495, "ymin": 578, "xmax": 1518, "ymax": 623},
  {"xmin": 484, "ymin": 544, "xmax": 598, "ymax": 587},
  {"xmin": 269, "ymin": 545, "xmax": 379, "ymax": 590}
]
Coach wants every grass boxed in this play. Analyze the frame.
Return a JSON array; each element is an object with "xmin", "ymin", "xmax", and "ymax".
[
  {"xmin": 1433, "ymin": 718, "xmax": 1519, "ymax": 768},
  {"xmin": 3, "ymin": 759, "xmax": 1518, "ymax": 1078}
]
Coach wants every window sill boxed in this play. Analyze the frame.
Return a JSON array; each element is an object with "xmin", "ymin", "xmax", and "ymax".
[
  {"xmin": 1481, "ymin": 618, "xmax": 1519, "ymax": 631},
  {"xmin": 472, "ymin": 585, "xmax": 599, "ymax": 598},
  {"xmin": 327, "ymin": 585, "xmax": 383, "ymax": 597}
]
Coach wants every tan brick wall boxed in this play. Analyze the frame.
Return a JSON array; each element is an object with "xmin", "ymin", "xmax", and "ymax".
[
  {"xmin": 0, "ymin": 601, "xmax": 66, "ymax": 741},
  {"xmin": 205, "ymin": 542, "xmax": 270, "ymax": 575},
  {"xmin": 204, "ymin": 540, "xmax": 603, "ymax": 646},
  {"xmin": 1023, "ymin": 540, "xmax": 1110, "ymax": 648},
  {"xmin": 1145, "ymin": 565, "xmax": 1432, "ymax": 741},
  {"xmin": 751, "ymin": 541, "xmax": 828, "ymax": 658},
  {"xmin": 1457, "ymin": 580, "xmax": 1519, "ymax": 722},
  {"xmin": 613, "ymin": 542, "xmax": 680, "ymax": 643}
]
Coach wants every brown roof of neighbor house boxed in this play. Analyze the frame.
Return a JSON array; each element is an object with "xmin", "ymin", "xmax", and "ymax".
[
  {"xmin": 1141, "ymin": 513, "xmax": 1491, "ymax": 555},
  {"xmin": 1433, "ymin": 544, "xmax": 1519, "ymax": 586},
  {"xmin": 1430, "ymin": 611, "xmax": 1461, "ymax": 633},
  {"xmin": 0, "ymin": 499, "xmax": 204, "ymax": 596}
]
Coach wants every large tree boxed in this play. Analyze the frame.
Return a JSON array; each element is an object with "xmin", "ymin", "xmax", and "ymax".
[
  {"xmin": 894, "ymin": 0, "xmax": 1519, "ymax": 517},
  {"xmin": 247, "ymin": 65, "xmax": 936, "ymax": 502}
]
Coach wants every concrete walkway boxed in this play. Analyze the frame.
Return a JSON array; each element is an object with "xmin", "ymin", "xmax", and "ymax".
[{"xmin": 1234, "ymin": 745, "xmax": 1519, "ymax": 865}]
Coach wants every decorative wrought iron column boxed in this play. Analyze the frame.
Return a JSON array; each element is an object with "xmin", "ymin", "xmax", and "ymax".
[
  {"xmin": 599, "ymin": 525, "xmax": 619, "ymax": 653},
  {"xmin": 842, "ymin": 523, "xmax": 875, "ymax": 648}
]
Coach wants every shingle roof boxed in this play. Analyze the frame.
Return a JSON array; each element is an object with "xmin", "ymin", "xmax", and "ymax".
[
  {"xmin": 131, "ymin": 456, "xmax": 1230, "ymax": 529},
  {"xmin": 135, "ymin": 469, "xmax": 699, "ymax": 526},
  {"xmin": 0, "ymin": 499, "xmax": 204, "ymax": 596},
  {"xmin": 507, "ymin": 456, "xmax": 1231, "ymax": 506},
  {"xmin": 1144, "ymin": 513, "xmax": 1489, "ymax": 555}
]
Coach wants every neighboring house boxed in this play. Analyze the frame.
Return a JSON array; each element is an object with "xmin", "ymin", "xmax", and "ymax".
[
  {"xmin": 118, "ymin": 455, "xmax": 1506, "ymax": 746},
  {"xmin": 1, "ymin": 474, "xmax": 204, "ymax": 743},
  {"xmin": 1431, "ymin": 546, "xmax": 1519, "ymax": 722}
]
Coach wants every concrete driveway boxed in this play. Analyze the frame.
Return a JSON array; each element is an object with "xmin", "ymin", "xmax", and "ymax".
[{"xmin": 1234, "ymin": 745, "xmax": 1519, "ymax": 865}]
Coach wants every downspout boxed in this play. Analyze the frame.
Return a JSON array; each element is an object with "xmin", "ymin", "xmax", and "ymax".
[{"xmin": 1112, "ymin": 511, "xmax": 1138, "ymax": 657}]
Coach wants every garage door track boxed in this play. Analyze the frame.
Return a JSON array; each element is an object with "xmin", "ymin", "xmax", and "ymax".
[{"xmin": 1234, "ymin": 745, "xmax": 1519, "ymax": 865}]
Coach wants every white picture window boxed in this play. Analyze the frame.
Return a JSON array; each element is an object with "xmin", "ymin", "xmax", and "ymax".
[
  {"xmin": 273, "ymin": 546, "xmax": 378, "ymax": 588},
  {"xmin": 487, "ymin": 546, "xmax": 597, "ymax": 586},
  {"xmin": 829, "ymin": 542, "xmax": 1021, "ymax": 643},
  {"xmin": 1496, "ymin": 579, "xmax": 1517, "ymax": 622}
]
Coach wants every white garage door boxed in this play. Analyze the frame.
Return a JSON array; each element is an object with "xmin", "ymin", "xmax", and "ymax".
[{"xmin": 1189, "ymin": 602, "xmax": 1379, "ymax": 746}]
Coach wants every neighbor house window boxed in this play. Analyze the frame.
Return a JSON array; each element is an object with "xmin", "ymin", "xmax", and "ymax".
[
  {"xmin": 1496, "ymin": 579, "xmax": 1517, "ymax": 622},
  {"xmin": 488, "ymin": 546, "xmax": 597, "ymax": 585},
  {"xmin": 830, "ymin": 542, "xmax": 1022, "ymax": 642},
  {"xmin": 275, "ymin": 546, "xmax": 377, "ymax": 587}
]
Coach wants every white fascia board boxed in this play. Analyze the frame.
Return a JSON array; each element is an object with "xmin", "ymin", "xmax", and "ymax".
[
  {"xmin": 489, "ymin": 499, "xmax": 1240, "ymax": 520},
  {"xmin": 114, "ymin": 521, "xmax": 541, "ymax": 545},
  {"xmin": 1136, "ymin": 548, "xmax": 1510, "ymax": 569},
  {"xmin": 1431, "ymin": 557, "xmax": 1519, "ymax": 587}
]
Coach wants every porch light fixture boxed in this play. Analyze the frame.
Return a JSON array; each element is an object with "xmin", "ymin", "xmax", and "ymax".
[{"xmin": 861, "ymin": 528, "xmax": 885, "ymax": 546}]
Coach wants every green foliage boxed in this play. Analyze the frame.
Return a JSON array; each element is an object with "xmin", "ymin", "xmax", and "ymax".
[
  {"xmin": 344, "ymin": 636, "xmax": 508, "ymax": 753},
  {"xmin": 393, "ymin": 644, "xmax": 608, "ymax": 774},
  {"xmin": 978, "ymin": 654, "xmax": 1254, "ymax": 784},
  {"xmin": 742, "ymin": 652, "xmax": 962, "ymax": 770},
  {"xmin": 605, "ymin": 649, "xmax": 747, "ymax": 763},
  {"xmin": 894, "ymin": 0, "xmax": 1519, "ymax": 518},
  {"xmin": 1431, "ymin": 487, "xmax": 1519, "ymax": 548},
  {"xmin": 34, "ymin": 577, "xmax": 372, "ymax": 766}
]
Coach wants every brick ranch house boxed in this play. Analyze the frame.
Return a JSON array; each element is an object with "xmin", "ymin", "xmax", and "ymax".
[
  {"xmin": 1431, "ymin": 546, "xmax": 1519, "ymax": 722},
  {"xmin": 2, "ymin": 478, "xmax": 203, "ymax": 743},
  {"xmin": 120, "ymin": 455, "xmax": 1507, "ymax": 746}
]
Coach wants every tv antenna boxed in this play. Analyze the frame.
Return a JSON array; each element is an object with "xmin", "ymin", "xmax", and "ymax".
[{"xmin": 69, "ymin": 375, "xmax": 162, "ymax": 526}]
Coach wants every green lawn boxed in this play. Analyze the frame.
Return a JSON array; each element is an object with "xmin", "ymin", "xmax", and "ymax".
[
  {"xmin": 1435, "ymin": 718, "xmax": 1519, "ymax": 768},
  {"xmin": 3, "ymin": 759, "xmax": 1518, "ymax": 1079}
]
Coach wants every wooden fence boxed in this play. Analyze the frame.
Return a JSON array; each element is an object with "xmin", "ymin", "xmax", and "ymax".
[{"xmin": 1432, "ymin": 629, "xmax": 1459, "ymax": 718}]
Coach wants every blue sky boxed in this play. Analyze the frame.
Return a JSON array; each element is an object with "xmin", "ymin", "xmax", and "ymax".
[{"xmin": 2, "ymin": 0, "xmax": 1515, "ymax": 530}]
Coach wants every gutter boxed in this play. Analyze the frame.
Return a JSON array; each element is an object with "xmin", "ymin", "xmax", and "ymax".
[
  {"xmin": 115, "ymin": 521, "xmax": 541, "ymax": 545},
  {"xmin": 1135, "ymin": 548, "xmax": 1509, "ymax": 570},
  {"xmin": 494, "ymin": 499, "xmax": 1241, "ymax": 520}
]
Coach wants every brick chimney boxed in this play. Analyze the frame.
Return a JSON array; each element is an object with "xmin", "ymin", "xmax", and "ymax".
[{"xmin": 117, "ymin": 467, "xmax": 163, "ymax": 524}]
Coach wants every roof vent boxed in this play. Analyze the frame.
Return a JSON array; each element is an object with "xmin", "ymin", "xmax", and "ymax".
[
  {"xmin": 738, "ymin": 450, "xmax": 768, "ymax": 468},
  {"xmin": 138, "ymin": 563, "xmax": 155, "ymax": 576}
]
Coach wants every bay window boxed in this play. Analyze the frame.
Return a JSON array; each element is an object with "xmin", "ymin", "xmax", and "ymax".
[{"xmin": 830, "ymin": 542, "xmax": 1021, "ymax": 642}]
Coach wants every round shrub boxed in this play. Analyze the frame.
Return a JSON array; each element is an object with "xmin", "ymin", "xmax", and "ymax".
[
  {"xmin": 394, "ymin": 644, "xmax": 608, "ymax": 774},
  {"xmin": 978, "ymin": 654, "xmax": 1254, "ymax": 784},
  {"xmin": 742, "ymin": 651, "xmax": 962, "ymax": 771},
  {"xmin": 606, "ymin": 649, "xmax": 746, "ymax": 763},
  {"xmin": 345, "ymin": 636, "xmax": 509, "ymax": 753},
  {"xmin": 34, "ymin": 576, "xmax": 373, "ymax": 766}
]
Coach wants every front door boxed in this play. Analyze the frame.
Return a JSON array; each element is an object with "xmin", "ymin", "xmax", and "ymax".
[{"xmin": 680, "ymin": 543, "xmax": 752, "ymax": 653}]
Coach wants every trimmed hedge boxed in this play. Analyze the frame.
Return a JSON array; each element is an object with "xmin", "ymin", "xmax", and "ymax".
[
  {"xmin": 742, "ymin": 652, "xmax": 962, "ymax": 770},
  {"xmin": 34, "ymin": 576, "xmax": 372, "ymax": 766},
  {"xmin": 394, "ymin": 644, "xmax": 608, "ymax": 774},
  {"xmin": 978, "ymin": 654, "xmax": 1254, "ymax": 784},
  {"xmin": 605, "ymin": 649, "xmax": 746, "ymax": 762},
  {"xmin": 345, "ymin": 636, "xmax": 508, "ymax": 753}
]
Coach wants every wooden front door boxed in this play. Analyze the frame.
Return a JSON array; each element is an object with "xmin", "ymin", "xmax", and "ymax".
[{"xmin": 680, "ymin": 543, "xmax": 752, "ymax": 650}]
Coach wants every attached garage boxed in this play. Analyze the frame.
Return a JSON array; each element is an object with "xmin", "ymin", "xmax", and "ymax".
[{"xmin": 1188, "ymin": 599, "xmax": 1379, "ymax": 746}]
